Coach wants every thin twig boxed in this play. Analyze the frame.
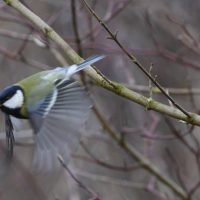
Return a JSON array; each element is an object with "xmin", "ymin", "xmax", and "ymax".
[
  {"xmin": 71, "ymin": 0, "xmax": 83, "ymax": 56},
  {"xmin": 165, "ymin": 118, "xmax": 197, "ymax": 155},
  {"xmin": 81, "ymin": 0, "xmax": 191, "ymax": 118},
  {"xmin": 57, "ymin": 155, "xmax": 101, "ymax": 199},
  {"xmin": 79, "ymin": 141, "xmax": 141, "ymax": 172}
]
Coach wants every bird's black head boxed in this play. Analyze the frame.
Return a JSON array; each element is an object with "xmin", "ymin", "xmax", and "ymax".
[{"xmin": 0, "ymin": 85, "xmax": 25, "ymax": 118}]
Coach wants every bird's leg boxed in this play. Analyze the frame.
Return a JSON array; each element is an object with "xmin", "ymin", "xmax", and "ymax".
[{"xmin": 4, "ymin": 114, "xmax": 15, "ymax": 157}]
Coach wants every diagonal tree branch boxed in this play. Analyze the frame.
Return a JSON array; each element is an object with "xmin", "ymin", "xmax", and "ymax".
[
  {"xmin": 81, "ymin": 0, "xmax": 190, "ymax": 118},
  {"xmin": 93, "ymin": 106, "xmax": 188, "ymax": 199},
  {"xmin": 3, "ymin": 0, "xmax": 200, "ymax": 127}
]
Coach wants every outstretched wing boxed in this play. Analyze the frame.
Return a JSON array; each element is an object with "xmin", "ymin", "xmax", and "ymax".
[{"xmin": 27, "ymin": 79, "xmax": 92, "ymax": 172}]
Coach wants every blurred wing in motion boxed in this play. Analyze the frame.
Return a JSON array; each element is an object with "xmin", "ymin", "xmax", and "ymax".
[{"xmin": 27, "ymin": 79, "xmax": 92, "ymax": 173}]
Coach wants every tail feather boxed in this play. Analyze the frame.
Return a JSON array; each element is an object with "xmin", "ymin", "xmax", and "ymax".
[
  {"xmin": 77, "ymin": 55, "xmax": 106, "ymax": 71},
  {"xmin": 66, "ymin": 55, "xmax": 105, "ymax": 77}
]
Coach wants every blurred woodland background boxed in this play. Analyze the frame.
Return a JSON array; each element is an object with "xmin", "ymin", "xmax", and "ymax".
[{"xmin": 0, "ymin": 0, "xmax": 200, "ymax": 199}]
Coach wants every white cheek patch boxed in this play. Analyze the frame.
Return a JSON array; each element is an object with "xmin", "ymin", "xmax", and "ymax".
[{"xmin": 3, "ymin": 90, "xmax": 24, "ymax": 109}]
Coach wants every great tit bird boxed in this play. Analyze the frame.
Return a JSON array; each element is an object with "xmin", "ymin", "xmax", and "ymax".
[{"xmin": 0, "ymin": 55, "xmax": 105, "ymax": 172}]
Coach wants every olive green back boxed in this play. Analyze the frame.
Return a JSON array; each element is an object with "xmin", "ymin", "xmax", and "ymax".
[{"xmin": 16, "ymin": 70, "xmax": 64, "ymax": 117}]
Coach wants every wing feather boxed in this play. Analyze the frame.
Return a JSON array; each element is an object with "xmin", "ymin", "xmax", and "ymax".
[{"xmin": 28, "ymin": 79, "xmax": 92, "ymax": 172}]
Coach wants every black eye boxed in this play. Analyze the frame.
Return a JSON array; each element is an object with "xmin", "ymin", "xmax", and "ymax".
[
  {"xmin": 5, "ymin": 95, "xmax": 12, "ymax": 100},
  {"xmin": 3, "ymin": 94, "xmax": 13, "ymax": 102}
]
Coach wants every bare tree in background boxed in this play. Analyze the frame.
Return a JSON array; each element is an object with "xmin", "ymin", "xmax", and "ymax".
[{"xmin": 1, "ymin": 0, "xmax": 200, "ymax": 200}]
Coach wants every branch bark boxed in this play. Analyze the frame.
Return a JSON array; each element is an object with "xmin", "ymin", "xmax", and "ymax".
[{"xmin": 3, "ymin": 0, "xmax": 200, "ymax": 127}]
